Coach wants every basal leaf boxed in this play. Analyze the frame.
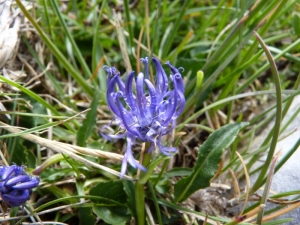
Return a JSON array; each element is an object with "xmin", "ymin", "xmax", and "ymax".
[
  {"xmin": 77, "ymin": 92, "xmax": 99, "ymax": 147},
  {"xmin": 165, "ymin": 168, "xmax": 192, "ymax": 178},
  {"xmin": 90, "ymin": 180, "xmax": 130, "ymax": 224},
  {"xmin": 41, "ymin": 168, "xmax": 75, "ymax": 182},
  {"xmin": 93, "ymin": 206, "xmax": 129, "ymax": 225},
  {"xmin": 31, "ymin": 101, "xmax": 48, "ymax": 126},
  {"xmin": 174, "ymin": 122, "xmax": 248, "ymax": 202},
  {"xmin": 78, "ymin": 207, "xmax": 96, "ymax": 225},
  {"xmin": 89, "ymin": 180, "xmax": 127, "ymax": 206},
  {"xmin": 9, "ymin": 137, "xmax": 28, "ymax": 165},
  {"xmin": 123, "ymin": 180, "xmax": 136, "ymax": 218}
]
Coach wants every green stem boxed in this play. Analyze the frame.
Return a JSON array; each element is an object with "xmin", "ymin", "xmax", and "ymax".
[
  {"xmin": 135, "ymin": 181, "xmax": 145, "ymax": 225},
  {"xmin": 135, "ymin": 143, "xmax": 152, "ymax": 225}
]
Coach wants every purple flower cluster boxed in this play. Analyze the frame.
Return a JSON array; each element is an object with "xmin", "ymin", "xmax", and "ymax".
[
  {"xmin": 101, "ymin": 57, "xmax": 185, "ymax": 177},
  {"xmin": 0, "ymin": 165, "xmax": 39, "ymax": 207}
]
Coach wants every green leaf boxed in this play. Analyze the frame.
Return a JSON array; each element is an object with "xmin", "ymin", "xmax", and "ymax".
[
  {"xmin": 93, "ymin": 206, "xmax": 129, "ymax": 225},
  {"xmin": 78, "ymin": 207, "xmax": 96, "ymax": 225},
  {"xmin": 138, "ymin": 155, "xmax": 169, "ymax": 184},
  {"xmin": 174, "ymin": 122, "xmax": 249, "ymax": 202},
  {"xmin": 9, "ymin": 137, "xmax": 28, "ymax": 165},
  {"xmin": 27, "ymin": 150, "xmax": 37, "ymax": 168},
  {"xmin": 123, "ymin": 180, "xmax": 136, "ymax": 218},
  {"xmin": 90, "ymin": 180, "xmax": 130, "ymax": 224},
  {"xmin": 31, "ymin": 101, "xmax": 47, "ymax": 126},
  {"xmin": 89, "ymin": 180, "xmax": 127, "ymax": 205},
  {"xmin": 45, "ymin": 186, "xmax": 74, "ymax": 202},
  {"xmin": 293, "ymin": 14, "xmax": 300, "ymax": 35},
  {"xmin": 77, "ymin": 92, "xmax": 99, "ymax": 147},
  {"xmin": 165, "ymin": 168, "xmax": 192, "ymax": 178},
  {"xmin": 41, "ymin": 168, "xmax": 75, "ymax": 182}
]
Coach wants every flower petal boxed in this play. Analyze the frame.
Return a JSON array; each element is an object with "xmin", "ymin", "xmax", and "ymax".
[
  {"xmin": 125, "ymin": 71, "xmax": 138, "ymax": 114},
  {"xmin": 162, "ymin": 80, "xmax": 178, "ymax": 126},
  {"xmin": 147, "ymin": 142, "xmax": 155, "ymax": 153},
  {"xmin": 2, "ymin": 165, "xmax": 24, "ymax": 180},
  {"xmin": 2, "ymin": 189, "xmax": 30, "ymax": 206},
  {"xmin": 120, "ymin": 136, "xmax": 146, "ymax": 177},
  {"xmin": 100, "ymin": 123, "xmax": 127, "ymax": 141},
  {"xmin": 144, "ymin": 79, "xmax": 157, "ymax": 116},
  {"xmin": 2, "ymin": 165, "xmax": 15, "ymax": 180},
  {"xmin": 136, "ymin": 73, "xmax": 150, "ymax": 126},
  {"xmin": 174, "ymin": 88, "xmax": 185, "ymax": 118},
  {"xmin": 140, "ymin": 57, "xmax": 150, "ymax": 80},
  {"xmin": 172, "ymin": 73, "xmax": 184, "ymax": 94},
  {"xmin": 157, "ymin": 140, "xmax": 177, "ymax": 156},
  {"xmin": 120, "ymin": 156, "xmax": 128, "ymax": 178},
  {"xmin": 4, "ymin": 175, "xmax": 30, "ymax": 187},
  {"xmin": 13, "ymin": 177, "xmax": 40, "ymax": 190},
  {"xmin": 152, "ymin": 58, "xmax": 168, "ymax": 97},
  {"xmin": 116, "ymin": 75, "xmax": 125, "ymax": 93},
  {"xmin": 103, "ymin": 66, "xmax": 116, "ymax": 83},
  {"xmin": 166, "ymin": 61, "xmax": 179, "ymax": 74},
  {"xmin": 115, "ymin": 92, "xmax": 144, "ymax": 140},
  {"xmin": 106, "ymin": 75, "xmax": 122, "ymax": 117}
]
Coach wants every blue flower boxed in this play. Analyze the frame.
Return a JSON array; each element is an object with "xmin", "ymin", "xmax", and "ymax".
[
  {"xmin": 101, "ymin": 57, "xmax": 185, "ymax": 177},
  {"xmin": 0, "ymin": 165, "xmax": 40, "ymax": 207}
]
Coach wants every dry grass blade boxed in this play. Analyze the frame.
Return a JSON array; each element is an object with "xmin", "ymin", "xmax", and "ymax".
[
  {"xmin": 0, "ymin": 101, "xmax": 11, "ymax": 119},
  {"xmin": 145, "ymin": 0, "xmax": 151, "ymax": 55},
  {"xmin": 235, "ymin": 151, "xmax": 250, "ymax": 216},
  {"xmin": 0, "ymin": 121, "xmax": 133, "ymax": 180},
  {"xmin": 180, "ymin": 210, "xmax": 220, "ymax": 225},
  {"xmin": 225, "ymin": 204, "xmax": 266, "ymax": 225},
  {"xmin": 0, "ymin": 0, "xmax": 20, "ymax": 68},
  {"xmin": 262, "ymin": 201, "xmax": 300, "ymax": 222},
  {"xmin": 229, "ymin": 169, "xmax": 240, "ymax": 199},
  {"xmin": 113, "ymin": 10, "xmax": 132, "ymax": 73},
  {"xmin": 61, "ymin": 143, "xmax": 124, "ymax": 161},
  {"xmin": 136, "ymin": 25, "xmax": 144, "ymax": 73},
  {"xmin": 89, "ymin": 56, "xmax": 105, "ymax": 82},
  {"xmin": 256, "ymin": 150, "xmax": 282, "ymax": 223},
  {"xmin": 145, "ymin": 203, "xmax": 155, "ymax": 225},
  {"xmin": 0, "ymin": 143, "xmax": 9, "ymax": 166},
  {"xmin": 102, "ymin": 13, "xmax": 158, "ymax": 59},
  {"xmin": 0, "ymin": 201, "xmax": 88, "ymax": 222}
]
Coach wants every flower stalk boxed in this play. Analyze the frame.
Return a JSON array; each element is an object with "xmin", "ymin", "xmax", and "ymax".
[
  {"xmin": 135, "ymin": 180, "xmax": 145, "ymax": 225},
  {"xmin": 135, "ymin": 142, "xmax": 152, "ymax": 225}
]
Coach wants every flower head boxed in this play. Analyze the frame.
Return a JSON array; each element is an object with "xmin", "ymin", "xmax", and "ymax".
[
  {"xmin": 0, "ymin": 165, "xmax": 40, "ymax": 207},
  {"xmin": 101, "ymin": 57, "xmax": 185, "ymax": 177}
]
